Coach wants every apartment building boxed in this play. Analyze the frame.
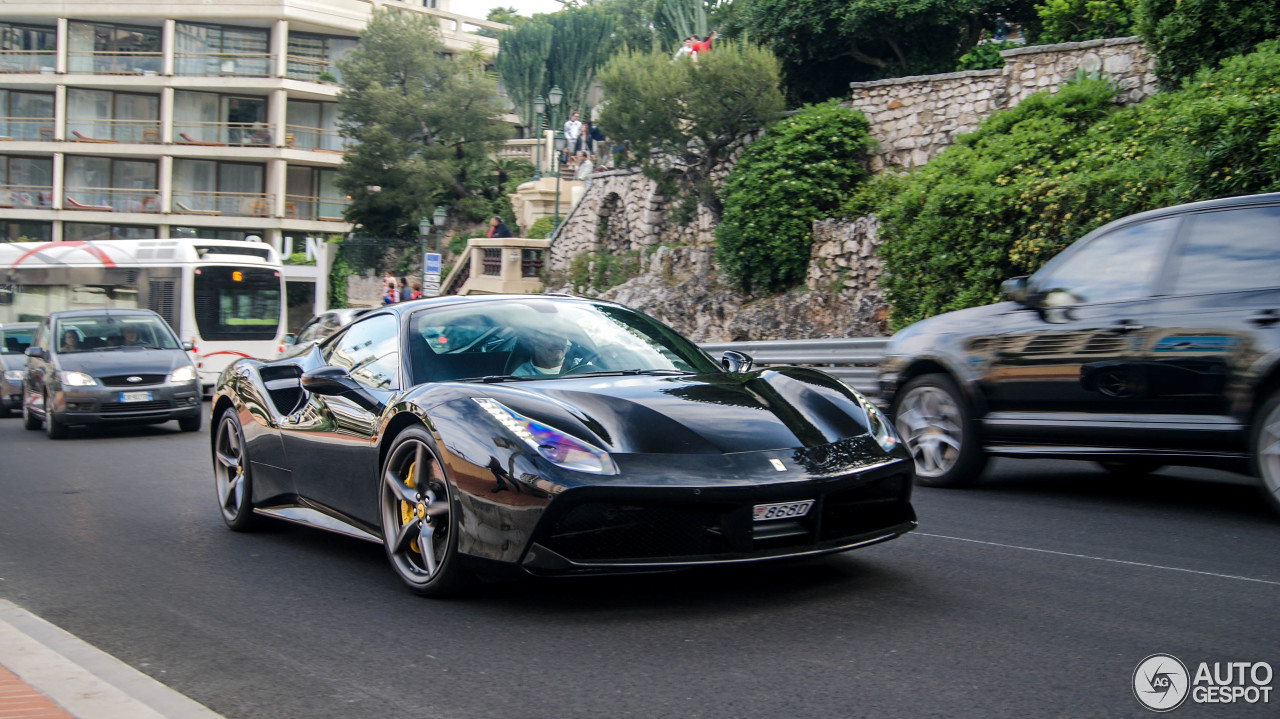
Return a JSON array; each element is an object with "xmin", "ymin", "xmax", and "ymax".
[{"xmin": 0, "ymin": 0, "xmax": 504, "ymax": 313}]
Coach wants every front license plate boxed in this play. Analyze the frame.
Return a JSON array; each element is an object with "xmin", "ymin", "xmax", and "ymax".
[
  {"xmin": 119, "ymin": 391, "xmax": 152, "ymax": 403},
  {"xmin": 753, "ymin": 500, "xmax": 815, "ymax": 522}
]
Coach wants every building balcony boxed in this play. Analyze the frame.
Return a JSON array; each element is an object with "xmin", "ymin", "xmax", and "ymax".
[
  {"xmin": 67, "ymin": 51, "xmax": 163, "ymax": 76},
  {"xmin": 284, "ymin": 124, "xmax": 345, "ymax": 152},
  {"xmin": 172, "ymin": 190, "xmax": 273, "ymax": 217},
  {"xmin": 284, "ymin": 194, "xmax": 347, "ymax": 221},
  {"xmin": 0, "ymin": 116, "xmax": 55, "ymax": 141},
  {"xmin": 63, "ymin": 187, "xmax": 161, "ymax": 213},
  {"xmin": 174, "ymin": 52, "xmax": 272, "ymax": 78},
  {"xmin": 66, "ymin": 119, "xmax": 161, "ymax": 145},
  {"xmin": 0, "ymin": 50, "xmax": 56, "ymax": 74},
  {"xmin": 174, "ymin": 120, "xmax": 274, "ymax": 147},
  {"xmin": 285, "ymin": 55, "xmax": 340, "ymax": 84},
  {"xmin": 0, "ymin": 184, "xmax": 53, "ymax": 209}
]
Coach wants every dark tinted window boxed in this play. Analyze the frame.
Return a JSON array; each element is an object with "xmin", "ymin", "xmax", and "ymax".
[
  {"xmin": 1169, "ymin": 206, "xmax": 1280, "ymax": 294},
  {"xmin": 0, "ymin": 327, "xmax": 32, "ymax": 354},
  {"xmin": 193, "ymin": 266, "xmax": 281, "ymax": 341},
  {"xmin": 324, "ymin": 314, "xmax": 399, "ymax": 391},
  {"xmin": 1034, "ymin": 218, "xmax": 1177, "ymax": 305}
]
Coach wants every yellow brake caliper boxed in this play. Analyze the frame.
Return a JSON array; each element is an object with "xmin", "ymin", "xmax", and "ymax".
[{"xmin": 399, "ymin": 461, "xmax": 421, "ymax": 554}]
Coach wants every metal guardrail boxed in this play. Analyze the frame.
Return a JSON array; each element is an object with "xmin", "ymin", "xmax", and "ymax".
[{"xmin": 698, "ymin": 337, "xmax": 890, "ymax": 397}]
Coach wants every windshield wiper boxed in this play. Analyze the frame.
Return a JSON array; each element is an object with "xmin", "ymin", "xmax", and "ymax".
[{"xmin": 470, "ymin": 375, "xmax": 538, "ymax": 383}]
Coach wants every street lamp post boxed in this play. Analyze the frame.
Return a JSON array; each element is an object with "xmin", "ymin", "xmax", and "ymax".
[
  {"xmin": 418, "ymin": 215, "xmax": 430, "ymax": 289},
  {"xmin": 432, "ymin": 205, "xmax": 446, "ymax": 253},
  {"xmin": 553, "ymin": 131, "xmax": 566, "ymax": 230},
  {"xmin": 533, "ymin": 94, "xmax": 546, "ymax": 178},
  {"xmin": 546, "ymin": 85, "xmax": 564, "ymax": 229}
]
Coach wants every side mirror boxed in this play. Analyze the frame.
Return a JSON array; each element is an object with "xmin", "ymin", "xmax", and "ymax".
[
  {"xmin": 720, "ymin": 350, "xmax": 753, "ymax": 373},
  {"xmin": 24, "ymin": 346, "xmax": 45, "ymax": 359},
  {"xmin": 182, "ymin": 341, "xmax": 194, "ymax": 351},
  {"xmin": 300, "ymin": 366, "xmax": 384, "ymax": 414},
  {"xmin": 1000, "ymin": 276, "xmax": 1035, "ymax": 306},
  {"xmin": 282, "ymin": 334, "xmax": 297, "ymax": 346}
]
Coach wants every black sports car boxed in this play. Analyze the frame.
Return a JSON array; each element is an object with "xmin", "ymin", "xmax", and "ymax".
[{"xmin": 210, "ymin": 295, "xmax": 916, "ymax": 596}]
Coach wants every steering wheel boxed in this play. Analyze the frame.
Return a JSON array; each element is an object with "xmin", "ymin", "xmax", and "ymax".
[{"xmin": 561, "ymin": 351, "xmax": 600, "ymax": 375}]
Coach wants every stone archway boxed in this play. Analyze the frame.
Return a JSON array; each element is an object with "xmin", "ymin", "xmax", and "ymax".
[{"xmin": 594, "ymin": 192, "xmax": 631, "ymax": 255}]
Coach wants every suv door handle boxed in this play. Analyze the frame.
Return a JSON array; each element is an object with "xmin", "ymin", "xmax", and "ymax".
[
  {"xmin": 1247, "ymin": 309, "xmax": 1280, "ymax": 327},
  {"xmin": 1114, "ymin": 321, "xmax": 1145, "ymax": 333}
]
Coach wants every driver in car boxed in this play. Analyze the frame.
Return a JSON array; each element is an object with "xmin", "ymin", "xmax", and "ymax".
[
  {"xmin": 512, "ymin": 328, "xmax": 570, "ymax": 377},
  {"xmin": 60, "ymin": 330, "xmax": 79, "ymax": 353}
]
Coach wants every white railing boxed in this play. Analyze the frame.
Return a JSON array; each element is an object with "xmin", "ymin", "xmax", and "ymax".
[
  {"xmin": 284, "ymin": 194, "xmax": 348, "ymax": 221},
  {"xmin": 698, "ymin": 338, "xmax": 890, "ymax": 397},
  {"xmin": 63, "ymin": 187, "xmax": 161, "ymax": 213},
  {"xmin": 65, "ymin": 118, "xmax": 162, "ymax": 144},
  {"xmin": 172, "ymin": 190, "xmax": 273, "ymax": 217},
  {"xmin": 174, "ymin": 120, "xmax": 273, "ymax": 147}
]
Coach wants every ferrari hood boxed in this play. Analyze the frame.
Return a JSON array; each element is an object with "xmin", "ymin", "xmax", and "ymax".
[{"xmin": 477, "ymin": 368, "xmax": 873, "ymax": 455}]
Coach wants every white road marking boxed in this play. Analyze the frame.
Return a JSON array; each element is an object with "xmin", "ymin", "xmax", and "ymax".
[{"xmin": 914, "ymin": 532, "xmax": 1280, "ymax": 587}]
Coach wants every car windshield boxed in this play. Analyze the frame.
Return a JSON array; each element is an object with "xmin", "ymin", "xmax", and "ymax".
[
  {"xmin": 54, "ymin": 315, "xmax": 180, "ymax": 353},
  {"xmin": 407, "ymin": 299, "xmax": 720, "ymax": 384},
  {"xmin": 1, "ymin": 327, "xmax": 33, "ymax": 355}
]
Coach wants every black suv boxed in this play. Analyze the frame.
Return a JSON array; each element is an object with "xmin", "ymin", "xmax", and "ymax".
[{"xmin": 878, "ymin": 192, "xmax": 1280, "ymax": 513}]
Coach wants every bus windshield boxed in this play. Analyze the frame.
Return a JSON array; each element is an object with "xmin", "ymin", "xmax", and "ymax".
[{"xmin": 194, "ymin": 266, "xmax": 281, "ymax": 341}]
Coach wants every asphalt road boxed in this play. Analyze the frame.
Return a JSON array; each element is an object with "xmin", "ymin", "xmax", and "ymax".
[{"xmin": 0, "ymin": 414, "xmax": 1277, "ymax": 719}]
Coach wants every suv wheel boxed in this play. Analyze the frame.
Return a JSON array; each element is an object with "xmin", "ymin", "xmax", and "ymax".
[
  {"xmin": 892, "ymin": 374, "xmax": 987, "ymax": 488},
  {"xmin": 1253, "ymin": 390, "xmax": 1280, "ymax": 516},
  {"xmin": 22, "ymin": 389, "xmax": 41, "ymax": 431}
]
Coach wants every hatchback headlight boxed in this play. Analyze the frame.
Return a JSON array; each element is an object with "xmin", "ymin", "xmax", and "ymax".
[
  {"xmin": 854, "ymin": 390, "xmax": 899, "ymax": 453},
  {"xmin": 3, "ymin": 369, "xmax": 22, "ymax": 382},
  {"xmin": 60, "ymin": 371, "xmax": 97, "ymax": 387},
  {"xmin": 474, "ymin": 398, "xmax": 618, "ymax": 474},
  {"xmin": 169, "ymin": 365, "xmax": 198, "ymax": 384}
]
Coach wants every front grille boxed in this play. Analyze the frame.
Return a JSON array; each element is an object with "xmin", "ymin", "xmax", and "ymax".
[
  {"xmin": 820, "ymin": 474, "xmax": 912, "ymax": 541},
  {"xmin": 101, "ymin": 374, "xmax": 167, "ymax": 387},
  {"xmin": 543, "ymin": 502, "xmax": 728, "ymax": 561},
  {"xmin": 100, "ymin": 399, "xmax": 173, "ymax": 413}
]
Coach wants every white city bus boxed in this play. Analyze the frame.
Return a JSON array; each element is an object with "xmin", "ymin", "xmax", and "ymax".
[{"xmin": 0, "ymin": 238, "xmax": 286, "ymax": 391}]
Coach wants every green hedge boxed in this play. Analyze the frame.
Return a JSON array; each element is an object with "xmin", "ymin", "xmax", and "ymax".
[
  {"xmin": 715, "ymin": 101, "xmax": 875, "ymax": 294},
  {"xmin": 863, "ymin": 41, "xmax": 1280, "ymax": 330}
]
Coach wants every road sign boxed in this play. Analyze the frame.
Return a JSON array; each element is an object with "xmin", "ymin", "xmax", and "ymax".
[
  {"xmin": 422, "ymin": 271, "xmax": 441, "ymax": 298},
  {"xmin": 425, "ymin": 252, "xmax": 442, "ymax": 275}
]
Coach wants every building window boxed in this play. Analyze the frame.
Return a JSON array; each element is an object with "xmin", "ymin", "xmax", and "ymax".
[
  {"xmin": 64, "ymin": 156, "xmax": 158, "ymax": 213},
  {"xmin": 64, "ymin": 223, "xmax": 157, "ymax": 242},
  {"xmin": 0, "ymin": 89, "xmax": 54, "ymax": 141},
  {"xmin": 2, "ymin": 220, "xmax": 51, "ymax": 242},
  {"xmin": 482, "ymin": 248, "xmax": 502, "ymax": 276},
  {"xmin": 0, "ymin": 22, "xmax": 56, "ymax": 73},
  {"xmin": 285, "ymin": 166, "xmax": 345, "ymax": 221},
  {"xmin": 0, "ymin": 155, "xmax": 53, "ymax": 208},
  {"xmin": 285, "ymin": 99, "xmax": 345, "ymax": 151},
  {"xmin": 521, "ymin": 250, "xmax": 544, "ymax": 278},
  {"xmin": 175, "ymin": 23, "xmax": 270, "ymax": 77},
  {"xmin": 66, "ymin": 89, "xmax": 160, "ymax": 144},
  {"xmin": 172, "ymin": 159, "xmax": 268, "ymax": 216},
  {"xmin": 67, "ymin": 22, "xmax": 161, "ymax": 75},
  {"xmin": 287, "ymin": 33, "xmax": 356, "ymax": 83},
  {"xmin": 174, "ymin": 91, "xmax": 269, "ymax": 146}
]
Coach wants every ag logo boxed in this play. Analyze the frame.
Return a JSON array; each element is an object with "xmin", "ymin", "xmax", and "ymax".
[{"xmin": 1134, "ymin": 654, "xmax": 1190, "ymax": 712}]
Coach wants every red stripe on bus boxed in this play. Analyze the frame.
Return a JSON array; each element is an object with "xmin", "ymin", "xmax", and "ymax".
[{"xmin": 9, "ymin": 241, "xmax": 118, "ymax": 269}]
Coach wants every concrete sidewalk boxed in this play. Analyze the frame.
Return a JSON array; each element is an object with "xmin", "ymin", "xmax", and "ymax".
[{"xmin": 0, "ymin": 600, "xmax": 226, "ymax": 719}]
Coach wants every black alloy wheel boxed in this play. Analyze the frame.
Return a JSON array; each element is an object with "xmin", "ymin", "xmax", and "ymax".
[
  {"xmin": 21, "ymin": 389, "xmax": 40, "ymax": 431},
  {"xmin": 379, "ymin": 426, "xmax": 470, "ymax": 597},
  {"xmin": 44, "ymin": 391, "xmax": 67, "ymax": 439},
  {"xmin": 891, "ymin": 373, "xmax": 987, "ymax": 488},
  {"xmin": 213, "ymin": 410, "xmax": 257, "ymax": 531}
]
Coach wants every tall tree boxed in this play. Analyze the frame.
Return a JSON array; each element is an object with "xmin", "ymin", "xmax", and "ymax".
[
  {"xmin": 336, "ymin": 10, "xmax": 510, "ymax": 239},
  {"xmin": 1138, "ymin": 0, "xmax": 1280, "ymax": 84},
  {"xmin": 585, "ymin": 0, "xmax": 660, "ymax": 51},
  {"xmin": 543, "ymin": 7, "xmax": 616, "ymax": 114},
  {"xmin": 476, "ymin": 6, "xmax": 527, "ymax": 38},
  {"xmin": 495, "ymin": 21, "xmax": 553, "ymax": 132},
  {"xmin": 597, "ymin": 41, "xmax": 784, "ymax": 218}
]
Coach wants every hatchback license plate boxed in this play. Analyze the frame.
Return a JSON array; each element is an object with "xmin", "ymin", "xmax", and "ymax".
[
  {"xmin": 119, "ymin": 391, "xmax": 152, "ymax": 403},
  {"xmin": 753, "ymin": 500, "xmax": 815, "ymax": 522}
]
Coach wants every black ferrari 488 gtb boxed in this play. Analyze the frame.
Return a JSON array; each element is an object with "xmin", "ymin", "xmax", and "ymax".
[{"xmin": 210, "ymin": 295, "xmax": 916, "ymax": 596}]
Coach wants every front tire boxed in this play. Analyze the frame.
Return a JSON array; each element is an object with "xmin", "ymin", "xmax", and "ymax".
[
  {"xmin": 1252, "ymin": 390, "xmax": 1280, "ymax": 517},
  {"xmin": 213, "ymin": 410, "xmax": 257, "ymax": 531},
  {"xmin": 179, "ymin": 412, "xmax": 202, "ymax": 432},
  {"xmin": 379, "ymin": 426, "xmax": 471, "ymax": 597},
  {"xmin": 44, "ymin": 392, "xmax": 67, "ymax": 439},
  {"xmin": 892, "ymin": 373, "xmax": 986, "ymax": 488}
]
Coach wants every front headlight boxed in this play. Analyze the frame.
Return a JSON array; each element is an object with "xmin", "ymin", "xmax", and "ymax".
[
  {"xmin": 60, "ymin": 370, "xmax": 97, "ymax": 387},
  {"xmin": 475, "ymin": 398, "xmax": 618, "ymax": 475},
  {"xmin": 3, "ymin": 369, "xmax": 22, "ymax": 382},
  {"xmin": 854, "ymin": 390, "xmax": 899, "ymax": 453},
  {"xmin": 168, "ymin": 365, "xmax": 198, "ymax": 384}
]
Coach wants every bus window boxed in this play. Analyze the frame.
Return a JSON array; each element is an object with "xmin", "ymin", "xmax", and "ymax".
[{"xmin": 194, "ymin": 266, "xmax": 281, "ymax": 341}]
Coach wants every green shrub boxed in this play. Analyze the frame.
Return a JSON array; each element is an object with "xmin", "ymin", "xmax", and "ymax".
[
  {"xmin": 869, "ymin": 41, "xmax": 1280, "ymax": 329},
  {"xmin": 1138, "ymin": 0, "xmax": 1280, "ymax": 85},
  {"xmin": 526, "ymin": 215, "xmax": 556, "ymax": 239},
  {"xmin": 954, "ymin": 41, "xmax": 1021, "ymax": 71},
  {"xmin": 567, "ymin": 250, "xmax": 642, "ymax": 295},
  {"xmin": 1035, "ymin": 0, "xmax": 1139, "ymax": 43},
  {"xmin": 715, "ymin": 101, "xmax": 875, "ymax": 294}
]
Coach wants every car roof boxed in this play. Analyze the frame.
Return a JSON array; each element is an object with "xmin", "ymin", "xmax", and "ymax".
[
  {"xmin": 0, "ymin": 322, "xmax": 37, "ymax": 330},
  {"xmin": 47, "ymin": 308, "xmax": 163, "ymax": 320}
]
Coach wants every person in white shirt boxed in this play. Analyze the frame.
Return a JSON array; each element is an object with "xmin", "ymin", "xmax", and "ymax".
[
  {"xmin": 574, "ymin": 151, "xmax": 594, "ymax": 183},
  {"xmin": 563, "ymin": 111, "xmax": 583, "ymax": 153}
]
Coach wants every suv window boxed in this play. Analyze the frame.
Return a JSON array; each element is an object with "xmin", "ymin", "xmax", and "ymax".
[
  {"xmin": 323, "ymin": 314, "xmax": 399, "ymax": 391},
  {"xmin": 1034, "ymin": 217, "xmax": 1177, "ymax": 305},
  {"xmin": 1169, "ymin": 206, "xmax": 1280, "ymax": 295}
]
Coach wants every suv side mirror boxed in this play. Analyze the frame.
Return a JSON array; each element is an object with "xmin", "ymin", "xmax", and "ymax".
[
  {"xmin": 720, "ymin": 350, "xmax": 753, "ymax": 373},
  {"xmin": 301, "ymin": 366, "xmax": 384, "ymax": 414},
  {"xmin": 282, "ymin": 333, "xmax": 297, "ymax": 346},
  {"xmin": 1001, "ymin": 276, "xmax": 1038, "ymax": 307},
  {"xmin": 181, "ymin": 341, "xmax": 194, "ymax": 351},
  {"xmin": 24, "ymin": 346, "xmax": 45, "ymax": 359}
]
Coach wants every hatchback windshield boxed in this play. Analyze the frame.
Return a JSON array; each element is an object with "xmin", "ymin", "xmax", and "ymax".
[
  {"xmin": 54, "ymin": 315, "xmax": 180, "ymax": 353},
  {"xmin": 1, "ymin": 327, "xmax": 33, "ymax": 355},
  {"xmin": 407, "ymin": 300, "xmax": 720, "ymax": 383}
]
